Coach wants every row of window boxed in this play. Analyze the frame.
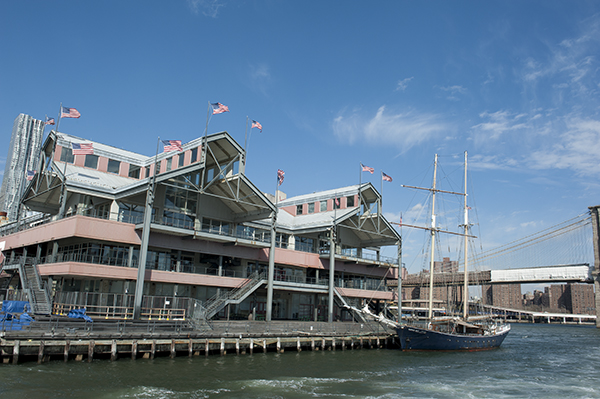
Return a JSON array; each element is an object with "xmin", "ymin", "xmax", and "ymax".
[
  {"xmin": 59, "ymin": 146, "xmax": 199, "ymax": 179},
  {"xmin": 296, "ymin": 195, "xmax": 355, "ymax": 215}
]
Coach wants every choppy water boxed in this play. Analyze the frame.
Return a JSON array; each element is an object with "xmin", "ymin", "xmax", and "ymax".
[{"xmin": 2, "ymin": 323, "xmax": 600, "ymax": 398}]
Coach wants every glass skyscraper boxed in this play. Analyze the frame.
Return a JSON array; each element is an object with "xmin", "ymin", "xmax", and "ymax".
[{"xmin": 0, "ymin": 114, "xmax": 44, "ymax": 221}]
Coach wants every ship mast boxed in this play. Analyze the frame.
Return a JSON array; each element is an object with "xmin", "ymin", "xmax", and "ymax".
[
  {"xmin": 427, "ymin": 154, "xmax": 438, "ymax": 320},
  {"xmin": 462, "ymin": 151, "xmax": 469, "ymax": 320}
]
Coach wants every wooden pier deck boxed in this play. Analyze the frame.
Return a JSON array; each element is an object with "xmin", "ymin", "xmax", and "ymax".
[{"xmin": 1, "ymin": 318, "xmax": 397, "ymax": 364}]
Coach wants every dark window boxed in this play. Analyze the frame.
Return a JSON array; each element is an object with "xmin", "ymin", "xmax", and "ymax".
[
  {"xmin": 347, "ymin": 196, "xmax": 354, "ymax": 207},
  {"xmin": 178, "ymin": 153, "xmax": 185, "ymax": 167},
  {"xmin": 191, "ymin": 148, "xmax": 198, "ymax": 163},
  {"xmin": 128, "ymin": 165, "xmax": 140, "ymax": 179},
  {"xmin": 296, "ymin": 204, "xmax": 303, "ymax": 215},
  {"xmin": 107, "ymin": 159, "xmax": 120, "ymax": 174},
  {"xmin": 84, "ymin": 154, "xmax": 98, "ymax": 169},
  {"xmin": 60, "ymin": 147, "xmax": 74, "ymax": 164}
]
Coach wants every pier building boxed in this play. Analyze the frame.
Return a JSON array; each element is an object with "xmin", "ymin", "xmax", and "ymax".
[{"xmin": 0, "ymin": 130, "xmax": 400, "ymax": 323}]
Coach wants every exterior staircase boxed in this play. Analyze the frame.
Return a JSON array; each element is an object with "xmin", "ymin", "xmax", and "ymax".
[
  {"xmin": 1, "ymin": 257, "xmax": 52, "ymax": 315},
  {"xmin": 188, "ymin": 271, "xmax": 266, "ymax": 329}
]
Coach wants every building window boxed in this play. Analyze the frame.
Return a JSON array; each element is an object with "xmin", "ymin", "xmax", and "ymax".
[
  {"xmin": 191, "ymin": 148, "xmax": 198, "ymax": 163},
  {"xmin": 295, "ymin": 236, "xmax": 315, "ymax": 253},
  {"xmin": 178, "ymin": 154, "xmax": 185, "ymax": 167},
  {"xmin": 144, "ymin": 166, "xmax": 150, "ymax": 179},
  {"xmin": 155, "ymin": 161, "xmax": 161, "ymax": 175},
  {"xmin": 128, "ymin": 165, "xmax": 140, "ymax": 179},
  {"xmin": 296, "ymin": 204, "xmax": 303, "ymax": 215},
  {"xmin": 166, "ymin": 158, "xmax": 172, "ymax": 172},
  {"xmin": 308, "ymin": 203, "xmax": 315, "ymax": 213},
  {"xmin": 276, "ymin": 233, "xmax": 289, "ymax": 249},
  {"xmin": 320, "ymin": 201, "xmax": 327, "ymax": 212},
  {"xmin": 347, "ymin": 196, "xmax": 354, "ymax": 207},
  {"xmin": 60, "ymin": 147, "xmax": 74, "ymax": 164},
  {"xmin": 84, "ymin": 154, "xmax": 98, "ymax": 169},
  {"xmin": 107, "ymin": 159, "xmax": 120, "ymax": 174}
]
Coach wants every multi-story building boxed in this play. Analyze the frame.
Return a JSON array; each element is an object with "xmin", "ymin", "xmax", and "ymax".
[
  {"xmin": 482, "ymin": 283, "xmax": 522, "ymax": 309},
  {"xmin": 0, "ymin": 130, "xmax": 400, "ymax": 322},
  {"xmin": 544, "ymin": 283, "xmax": 595, "ymax": 314},
  {"xmin": 0, "ymin": 114, "xmax": 45, "ymax": 221}
]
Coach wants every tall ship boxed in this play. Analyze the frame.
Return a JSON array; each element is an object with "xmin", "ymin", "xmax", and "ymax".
[{"xmin": 396, "ymin": 152, "xmax": 510, "ymax": 350}]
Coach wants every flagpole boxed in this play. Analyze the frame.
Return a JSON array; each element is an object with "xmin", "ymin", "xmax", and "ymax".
[
  {"xmin": 56, "ymin": 103, "xmax": 63, "ymax": 134},
  {"xmin": 243, "ymin": 116, "xmax": 249, "ymax": 169},
  {"xmin": 359, "ymin": 163, "xmax": 362, "ymax": 214},
  {"xmin": 134, "ymin": 136, "xmax": 161, "ymax": 319},
  {"xmin": 266, "ymin": 171, "xmax": 280, "ymax": 322}
]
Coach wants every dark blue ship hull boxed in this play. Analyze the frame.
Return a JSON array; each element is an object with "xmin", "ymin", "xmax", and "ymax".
[{"xmin": 397, "ymin": 324, "xmax": 511, "ymax": 351}]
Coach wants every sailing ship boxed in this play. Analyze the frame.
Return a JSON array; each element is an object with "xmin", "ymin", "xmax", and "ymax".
[{"xmin": 396, "ymin": 152, "xmax": 510, "ymax": 350}]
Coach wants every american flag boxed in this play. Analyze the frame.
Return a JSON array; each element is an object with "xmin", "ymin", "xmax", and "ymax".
[
  {"xmin": 277, "ymin": 169, "xmax": 285, "ymax": 186},
  {"xmin": 335, "ymin": 197, "xmax": 340, "ymax": 206},
  {"xmin": 26, "ymin": 170, "xmax": 36, "ymax": 181},
  {"xmin": 45, "ymin": 117, "xmax": 55, "ymax": 125},
  {"xmin": 72, "ymin": 142, "xmax": 94, "ymax": 155},
  {"xmin": 251, "ymin": 120, "xmax": 262, "ymax": 132},
  {"xmin": 211, "ymin": 102, "xmax": 229, "ymax": 114},
  {"xmin": 61, "ymin": 106, "xmax": 81, "ymax": 118},
  {"xmin": 162, "ymin": 140, "xmax": 183, "ymax": 152},
  {"xmin": 382, "ymin": 172, "xmax": 393, "ymax": 182},
  {"xmin": 361, "ymin": 163, "xmax": 374, "ymax": 174}
]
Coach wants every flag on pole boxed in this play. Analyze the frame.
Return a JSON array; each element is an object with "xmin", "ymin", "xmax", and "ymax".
[
  {"xmin": 277, "ymin": 169, "xmax": 285, "ymax": 186},
  {"xmin": 45, "ymin": 117, "xmax": 55, "ymax": 125},
  {"xmin": 211, "ymin": 102, "xmax": 229, "ymax": 114},
  {"xmin": 251, "ymin": 120, "xmax": 262, "ymax": 132},
  {"xmin": 382, "ymin": 172, "xmax": 393, "ymax": 182},
  {"xmin": 61, "ymin": 106, "xmax": 81, "ymax": 118},
  {"xmin": 335, "ymin": 197, "xmax": 340, "ymax": 207},
  {"xmin": 26, "ymin": 170, "xmax": 36, "ymax": 181},
  {"xmin": 361, "ymin": 163, "xmax": 374, "ymax": 174},
  {"xmin": 162, "ymin": 140, "xmax": 183, "ymax": 152},
  {"xmin": 72, "ymin": 142, "xmax": 94, "ymax": 155}
]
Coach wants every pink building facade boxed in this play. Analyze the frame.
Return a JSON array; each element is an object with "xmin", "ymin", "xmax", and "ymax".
[{"xmin": 0, "ymin": 131, "xmax": 401, "ymax": 322}]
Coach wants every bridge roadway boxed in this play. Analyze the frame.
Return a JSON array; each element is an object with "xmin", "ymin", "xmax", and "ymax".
[
  {"xmin": 482, "ymin": 304, "xmax": 596, "ymax": 324},
  {"xmin": 393, "ymin": 263, "xmax": 592, "ymax": 288}
]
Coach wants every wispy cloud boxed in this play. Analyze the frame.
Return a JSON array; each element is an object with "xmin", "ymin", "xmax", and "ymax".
[
  {"xmin": 248, "ymin": 63, "xmax": 272, "ymax": 95},
  {"xmin": 187, "ymin": 0, "xmax": 224, "ymax": 18},
  {"xmin": 439, "ymin": 85, "xmax": 467, "ymax": 101},
  {"xmin": 395, "ymin": 77, "xmax": 413, "ymax": 92},
  {"xmin": 528, "ymin": 117, "xmax": 600, "ymax": 176},
  {"xmin": 333, "ymin": 106, "xmax": 450, "ymax": 153}
]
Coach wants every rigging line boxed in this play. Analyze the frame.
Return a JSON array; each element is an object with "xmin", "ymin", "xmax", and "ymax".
[
  {"xmin": 472, "ymin": 217, "xmax": 591, "ymax": 262},
  {"xmin": 470, "ymin": 221, "xmax": 592, "ymax": 266},
  {"xmin": 479, "ymin": 213, "xmax": 591, "ymax": 253}
]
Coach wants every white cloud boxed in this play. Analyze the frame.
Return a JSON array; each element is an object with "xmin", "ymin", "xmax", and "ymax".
[
  {"xmin": 333, "ymin": 106, "xmax": 449, "ymax": 152},
  {"xmin": 395, "ymin": 77, "xmax": 414, "ymax": 92},
  {"xmin": 528, "ymin": 117, "xmax": 600, "ymax": 176},
  {"xmin": 187, "ymin": 0, "xmax": 224, "ymax": 18},
  {"xmin": 248, "ymin": 63, "xmax": 271, "ymax": 95},
  {"xmin": 471, "ymin": 110, "xmax": 531, "ymax": 141}
]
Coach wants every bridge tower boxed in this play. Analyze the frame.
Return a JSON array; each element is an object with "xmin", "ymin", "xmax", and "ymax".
[{"xmin": 589, "ymin": 205, "xmax": 600, "ymax": 328}]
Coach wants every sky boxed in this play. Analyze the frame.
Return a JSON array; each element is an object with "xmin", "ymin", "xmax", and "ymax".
[{"xmin": 1, "ymin": 1, "xmax": 600, "ymax": 281}]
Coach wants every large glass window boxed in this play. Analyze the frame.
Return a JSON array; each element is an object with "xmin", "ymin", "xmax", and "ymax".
[
  {"xmin": 164, "ymin": 186, "xmax": 197, "ymax": 214},
  {"xmin": 295, "ymin": 236, "xmax": 315, "ymax": 253},
  {"xmin": 107, "ymin": 159, "xmax": 120, "ymax": 174},
  {"xmin": 84, "ymin": 154, "xmax": 98, "ymax": 169},
  {"xmin": 60, "ymin": 147, "xmax": 74, "ymax": 164},
  {"xmin": 276, "ymin": 233, "xmax": 289, "ymax": 249}
]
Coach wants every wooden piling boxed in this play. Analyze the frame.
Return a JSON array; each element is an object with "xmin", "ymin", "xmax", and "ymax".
[
  {"xmin": 64, "ymin": 340, "xmax": 70, "ymax": 362},
  {"xmin": 37, "ymin": 341, "xmax": 45, "ymax": 364},
  {"xmin": 132, "ymin": 341, "xmax": 138, "ymax": 360},
  {"xmin": 87, "ymin": 341, "xmax": 95, "ymax": 363}
]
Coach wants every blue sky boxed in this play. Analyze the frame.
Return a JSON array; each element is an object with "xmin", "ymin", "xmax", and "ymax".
[{"xmin": 2, "ymin": 1, "xmax": 599, "ymax": 279}]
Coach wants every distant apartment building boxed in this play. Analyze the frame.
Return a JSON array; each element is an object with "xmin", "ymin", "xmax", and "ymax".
[
  {"xmin": 544, "ymin": 283, "xmax": 595, "ymax": 314},
  {"xmin": 0, "ymin": 114, "xmax": 45, "ymax": 221},
  {"xmin": 482, "ymin": 283, "xmax": 522, "ymax": 309}
]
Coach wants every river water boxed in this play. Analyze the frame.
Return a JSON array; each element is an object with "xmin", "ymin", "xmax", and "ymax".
[{"xmin": 2, "ymin": 323, "xmax": 599, "ymax": 398}]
